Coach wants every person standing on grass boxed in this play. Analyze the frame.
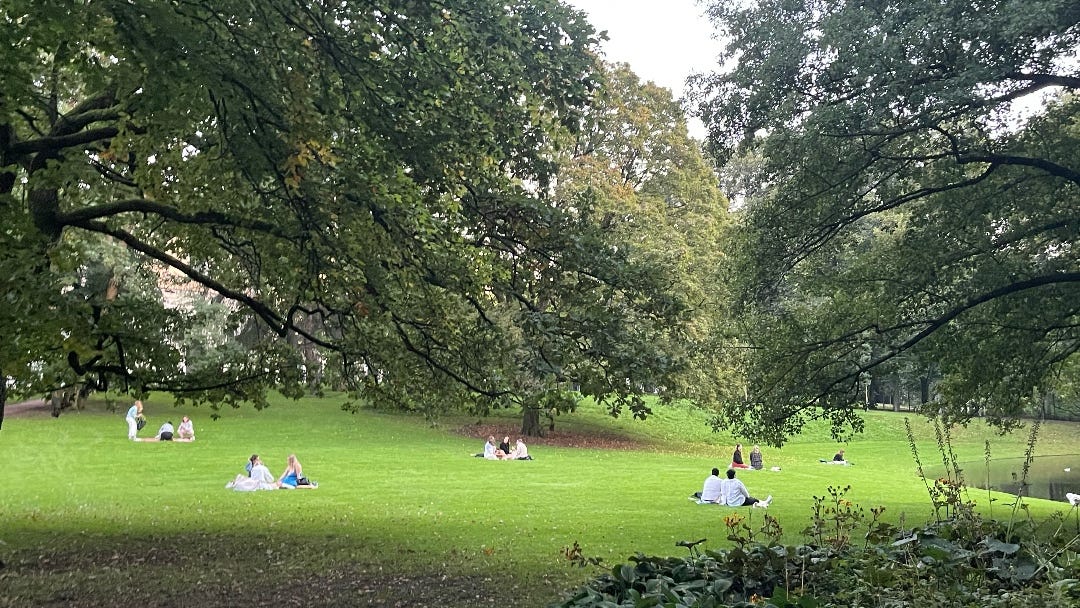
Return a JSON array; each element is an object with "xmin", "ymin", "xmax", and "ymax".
[
  {"xmin": 719, "ymin": 469, "xmax": 771, "ymax": 508},
  {"xmin": 125, "ymin": 400, "xmax": 144, "ymax": 441}
]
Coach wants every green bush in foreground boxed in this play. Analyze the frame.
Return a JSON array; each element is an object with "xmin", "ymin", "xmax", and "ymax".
[
  {"xmin": 558, "ymin": 495, "xmax": 1080, "ymax": 607},
  {"xmin": 558, "ymin": 421, "xmax": 1080, "ymax": 608}
]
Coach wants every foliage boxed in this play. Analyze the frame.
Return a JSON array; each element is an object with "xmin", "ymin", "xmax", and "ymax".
[
  {"xmin": 559, "ymin": 498, "xmax": 1080, "ymax": 608},
  {"xmin": 0, "ymin": 0, "xmax": 703, "ymax": 427},
  {"xmin": 549, "ymin": 61, "xmax": 735, "ymax": 421},
  {"xmin": 692, "ymin": 0, "xmax": 1080, "ymax": 443}
]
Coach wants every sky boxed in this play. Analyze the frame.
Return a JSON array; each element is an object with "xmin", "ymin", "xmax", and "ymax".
[{"xmin": 565, "ymin": 0, "xmax": 724, "ymax": 102}]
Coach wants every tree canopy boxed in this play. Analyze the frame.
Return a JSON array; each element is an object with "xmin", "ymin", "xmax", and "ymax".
[
  {"xmin": 693, "ymin": 0, "xmax": 1080, "ymax": 442},
  {"xmin": 0, "ymin": 0, "xmax": 706, "ymax": 428}
]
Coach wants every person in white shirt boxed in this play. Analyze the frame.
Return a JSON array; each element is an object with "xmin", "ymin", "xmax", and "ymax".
[
  {"xmin": 177, "ymin": 416, "xmax": 195, "ymax": 441},
  {"xmin": 509, "ymin": 438, "xmax": 530, "ymax": 460},
  {"xmin": 694, "ymin": 468, "xmax": 724, "ymax": 503},
  {"xmin": 482, "ymin": 436, "xmax": 497, "ymax": 460},
  {"xmin": 719, "ymin": 469, "xmax": 772, "ymax": 508},
  {"xmin": 228, "ymin": 455, "xmax": 277, "ymax": 491}
]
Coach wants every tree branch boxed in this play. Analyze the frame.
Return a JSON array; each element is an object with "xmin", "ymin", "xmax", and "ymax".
[
  {"xmin": 813, "ymin": 272, "xmax": 1080, "ymax": 400},
  {"xmin": 56, "ymin": 197, "xmax": 297, "ymax": 239}
]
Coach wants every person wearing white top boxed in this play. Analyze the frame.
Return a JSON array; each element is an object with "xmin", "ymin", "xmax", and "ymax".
[
  {"xmin": 177, "ymin": 416, "xmax": 195, "ymax": 441},
  {"xmin": 719, "ymin": 469, "xmax": 772, "ymax": 508},
  {"xmin": 228, "ymin": 455, "xmax": 278, "ymax": 491},
  {"xmin": 509, "ymin": 438, "xmax": 529, "ymax": 460},
  {"xmin": 698, "ymin": 468, "xmax": 724, "ymax": 503},
  {"xmin": 125, "ymin": 400, "xmax": 143, "ymax": 440},
  {"xmin": 483, "ymin": 436, "xmax": 497, "ymax": 460}
]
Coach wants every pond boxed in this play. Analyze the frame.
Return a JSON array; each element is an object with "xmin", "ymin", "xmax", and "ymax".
[{"xmin": 924, "ymin": 454, "xmax": 1079, "ymax": 504}]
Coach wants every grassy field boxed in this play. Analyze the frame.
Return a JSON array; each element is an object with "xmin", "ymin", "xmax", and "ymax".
[{"xmin": 0, "ymin": 394, "xmax": 1076, "ymax": 607}]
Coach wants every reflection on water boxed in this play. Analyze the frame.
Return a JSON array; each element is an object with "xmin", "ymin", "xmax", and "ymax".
[{"xmin": 924, "ymin": 455, "xmax": 1078, "ymax": 503}]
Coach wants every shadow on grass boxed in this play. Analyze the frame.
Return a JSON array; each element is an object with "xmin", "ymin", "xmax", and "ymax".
[{"xmin": 0, "ymin": 532, "xmax": 504, "ymax": 608}]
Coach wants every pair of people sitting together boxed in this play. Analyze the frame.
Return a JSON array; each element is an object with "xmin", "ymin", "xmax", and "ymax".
[
  {"xmin": 692, "ymin": 467, "xmax": 772, "ymax": 508},
  {"xmin": 140, "ymin": 416, "xmax": 195, "ymax": 442},
  {"xmin": 480, "ymin": 435, "xmax": 532, "ymax": 460},
  {"xmin": 226, "ymin": 453, "xmax": 318, "ymax": 491},
  {"xmin": 731, "ymin": 443, "xmax": 763, "ymax": 470}
]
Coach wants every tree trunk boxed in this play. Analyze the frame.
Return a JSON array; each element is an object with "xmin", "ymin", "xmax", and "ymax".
[
  {"xmin": 0, "ymin": 370, "xmax": 6, "ymax": 431},
  {"xmin": 920, "ymin": 376, "xmax": 931, "ymax": 404},
  {"xmin": 521, "ymin": 407, "xmax": 542, "ymax": 437}
]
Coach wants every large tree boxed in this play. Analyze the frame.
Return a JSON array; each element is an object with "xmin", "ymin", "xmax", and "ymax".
[
  {"xmin": 557, "ymin": 63, "xmax": 735, "ymax": 410},
  {"xmin": 0, "ymin": 0, "xmax": 690, "ymax": 429},
  {"xmin": 693, "ymin": 0, "xmax": 1080, "ymax": 443}
]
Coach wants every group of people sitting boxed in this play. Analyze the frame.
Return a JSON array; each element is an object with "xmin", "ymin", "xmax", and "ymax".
[
  {"xmin": 140, "ymin": 416, "xmax": 196, "ymax": 442},
  {"xmin": 692, "ymin": 467, "xmax": 772, "ymax": 508},
  {"xmin": 730, "ymin": 443, "xmax": 763, "ymax": 470},
  {"xmin": 226, "ymin": 453, "xmax": 318, "ymax": 491},
  {"xmin": 478, "ymin": 435, "xmax": 532, "ymax": 460}
]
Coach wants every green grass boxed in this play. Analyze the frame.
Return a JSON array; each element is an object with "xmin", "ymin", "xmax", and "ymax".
[{"xmin": 1, "ymin": 394, "xmax": 1076, "ymax": 607}]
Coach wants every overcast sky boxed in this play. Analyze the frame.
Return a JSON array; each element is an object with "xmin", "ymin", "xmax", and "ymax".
[{"xmin": 565, "ymin": 0, "xmax": 724, "ymax": 102}]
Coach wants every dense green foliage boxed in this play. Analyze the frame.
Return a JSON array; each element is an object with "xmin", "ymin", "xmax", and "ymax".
[
  {"xmin": 559, "ymin": 511, "xmax": 1080, "ymax": 607},
  {"xmin": 0, "ymin": 1, "xmax": 710, "ymax": 429},
  {"xmin": 693, "ymin": 0, "xmax": 1080, "ymax": 442}
]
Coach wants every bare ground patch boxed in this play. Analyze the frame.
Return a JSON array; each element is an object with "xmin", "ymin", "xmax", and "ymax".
[{"xmin": 457, "ymin": 423, "xmax": 650, "ymax": 451}]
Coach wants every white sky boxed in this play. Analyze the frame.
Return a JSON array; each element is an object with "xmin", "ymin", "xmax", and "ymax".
[{"xmin": 565, "ymin": 0, "xmax": 724, "ymax": 103}]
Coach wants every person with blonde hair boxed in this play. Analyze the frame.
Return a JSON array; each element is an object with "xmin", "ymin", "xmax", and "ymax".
[
  {"xmin": 277, "ymin": 454, "xmax": 317, "ymax": 488},
  {"xmin": 749, "ymin": 445, "xmax": 764, "ymax": 470},
  {"xmin": 125, "ymin": 400, "xmax": 144, "ymax": 441}
]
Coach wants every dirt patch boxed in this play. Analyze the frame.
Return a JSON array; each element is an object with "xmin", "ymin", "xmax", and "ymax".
[
  {"xmin": 458, "ymin": 423, "xmax": 648, "ymax": 451},
  {"xmin": 3, "ymin": 399, "xmax": 49, "ymax": 417}
]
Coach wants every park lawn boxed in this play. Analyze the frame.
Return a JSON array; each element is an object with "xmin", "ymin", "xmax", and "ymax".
[{"xmin": 0, "ymin": 395, "xmax": 1075, "ymax": 607}]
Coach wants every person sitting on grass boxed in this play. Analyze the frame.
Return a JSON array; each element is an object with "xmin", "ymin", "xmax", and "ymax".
[
  {"xmin": 731, "ymin": 443, "xmax": 750, "ymax": 469},
  {"xmin": 228, "ymin": 455, "xmax": 277, "ymax": 491},
  {"xmin": 176, "ymin": 416, "xmax": 195, "ymax": 441},
  {"xmin": 140, "ymin": 420, "xmax": 174, "ymax": 442},
  {"xmin": 474, "ymin": 435, "xmax": 497, "ymax": 459},
  {"xmin": 691, "ymin": 467, "xmax": 723, "ymax": 503},
  {"xmin": 495, "ymin": 435, "xmax": 512, "ymax": 460},
  {"xmin": 833, "ymin": 449, "xmax": 846, "ymax": 463},
  {"xmin": 277, "ymin": 454, "xmax": 318, "ymax": 488},
  {"xmin": 719, "ymin": 469, "xmax": 771, "ymax": 508},
  {"xmin": 749, "ymin": 445, "xmax": 764, "ymax": 470},
  {"xmin": 509, "ymin": 438, "xmax": 532, "ymax": 460}
]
